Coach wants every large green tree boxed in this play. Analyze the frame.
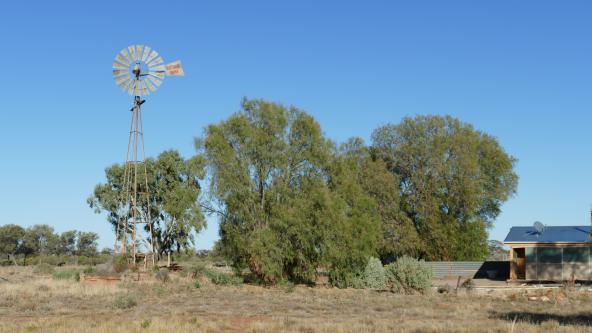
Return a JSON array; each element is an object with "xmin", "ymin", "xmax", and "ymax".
[
  {"xmin": 57, "ymin": 230, "xmax": 77, "ymax": 256},
  {"xmin": 22, "ymin": 224, "xmax": 58, "ymax": 258},
  {"xmin": 76, "ymin": 231, "xmax": 99, "ymax": 257},
  {"xmin": 0, "ymin": 224, "xmax": 25, "ymax": 265},
  {"xmin": 88, "ymin": 150, "xmax": 206, "ymax": 257},
  {"xmin": 339, "ymin": 138, "xmax": 421, "ymax": 260},
  {"xmin": 372, "ymin": 115, "xmax": 518, "ymax": 260},
  {"xmin": 198, "ymin": 98, "xmax": 379, "ymax": 285}
]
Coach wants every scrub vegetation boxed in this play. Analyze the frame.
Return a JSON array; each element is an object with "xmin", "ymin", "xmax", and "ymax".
[{"xmin": 2, "ymin": 265, "xmax": 592, "ymax": 333}]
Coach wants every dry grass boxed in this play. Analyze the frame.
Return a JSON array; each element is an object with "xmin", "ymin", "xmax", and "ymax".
[{"xmin": 2, "ymin": 266, "xmax": 592, "ymax": 332}]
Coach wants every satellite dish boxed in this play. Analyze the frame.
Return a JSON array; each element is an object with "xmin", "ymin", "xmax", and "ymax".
[
  {"xmin": 112, "ymin": 45, "xmax": 184, "ymax": 97},
  {"xmin": 533, "ymin": 221, "xmax": 545, "ymax": 234}
]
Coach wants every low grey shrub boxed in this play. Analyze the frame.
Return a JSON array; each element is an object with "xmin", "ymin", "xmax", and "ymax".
[
  {"xmin": 385, "ymin": 256, "xmax": 432, "ymax": 294},
  {"xmin": 113, "ymin": 295, "xmax": 137, "ymax": 309},
  {"xmin": 362, "ymin": 257, "xmax": 388, "ymax": 290},
  {"xmin": 155, "ymin": 268, "xmax": 169, "ymax": 282},
  {"xmin": 33, "ymin": 263, "xmax": 55, "ymax": 275}
]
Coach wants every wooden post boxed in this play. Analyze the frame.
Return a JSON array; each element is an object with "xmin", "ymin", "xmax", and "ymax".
[{"xmin": 509, "ymin": 247, "xmax": 516, "ymax": 281}]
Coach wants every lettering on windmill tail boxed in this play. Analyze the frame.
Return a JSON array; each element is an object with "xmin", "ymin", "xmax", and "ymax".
[{"xmin": 165, "ymin": 61, "xmax": 184, "ymax": 76}]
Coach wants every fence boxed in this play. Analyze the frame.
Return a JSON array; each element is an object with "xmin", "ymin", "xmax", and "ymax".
[{"xmin": 426, "ymin": 261, "xmax": 509, "ymax": 280}]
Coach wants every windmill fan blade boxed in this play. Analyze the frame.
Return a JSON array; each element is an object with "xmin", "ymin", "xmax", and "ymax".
[
  {"xmin": 112, "ymin": 69, "xmax": 128, "ymax": 77},
  {"xmin": 147, "ymin": 75, "xmax": 162, "ymax": 87},
  {"xmin": 144, "ymin": 78, "xmax": 157, "ymax": 92},
  {"xmin": 128, "ymin": 46, "xmax": 137, "ymax": 62},
  {"xmin": 118, "ymin": 77, "xmax": 132, "ymax": 92},
  {"xmin": 135, "ymin": 45, "xmax": 144, "ymax": 60},
  {"xmin": 147, "ymin": 56, "xmax": 164, "ymax": 67},
  {"xmin": 145, "ymin": 50, "xmax": 159, "ymax": 64},
  {"xmin": 112, "ymin": 61, "xmax": 128, "ymax": 70},
  {"xmin": 141, "ymin": 46, "xmax": 151, "ymax": 62},
  {"xmin": 121, "ymin": 48, "xmax": 134, "ymax": 63},
  {"xmin": 148, "ymin": 64, "xmax": 166, "ymax": 72},
  {"xmin": 127, "ymin": 80, "xmax": 137, "ymax": 95},
  {"xmin": 148, "ymin": 71, "xmax": 165, "ymax": 79},
  {"xmin": 115, "ymin": 73, "xmax": 132, "ymax": 85},
  {"xmin": 140, "ymin": 80, "xmax": 149, "ymax": 96},
  {"xmin": 135, "ymin": 80, "xmax": 145, "ymax": 96},
  {"xmin": 116, "ymin": 53, "xmax": 131, "ymax": 67}
]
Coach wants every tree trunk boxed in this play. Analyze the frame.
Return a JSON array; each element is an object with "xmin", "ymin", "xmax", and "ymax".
[
  {"xmin": 9, "ymin": 254, "xmax": 17, "ymax": 266},
  {"xmin": 167, "ymin": 252, "xmax": 171, "ymax": 267}
]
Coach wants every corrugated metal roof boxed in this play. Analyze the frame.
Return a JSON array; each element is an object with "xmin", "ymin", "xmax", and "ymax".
[{"xmin": 504, "ymin": 226, "xmax": 592, "ymax": 243}]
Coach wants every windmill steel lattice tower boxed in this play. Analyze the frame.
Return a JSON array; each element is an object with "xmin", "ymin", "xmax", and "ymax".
[{"xmin": 111, "ymin": 45, "xmax": 184, "ymax": 266}]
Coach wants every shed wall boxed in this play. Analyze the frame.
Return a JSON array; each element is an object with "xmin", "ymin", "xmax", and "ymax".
[{"xmin": 522, "ymin": 246, "xmax": 591, "ymax": 281}]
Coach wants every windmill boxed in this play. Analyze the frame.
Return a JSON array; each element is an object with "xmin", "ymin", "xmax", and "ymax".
[{"xmin": 112, "ymin": 45, "xmax": 184, "ymax": 266}]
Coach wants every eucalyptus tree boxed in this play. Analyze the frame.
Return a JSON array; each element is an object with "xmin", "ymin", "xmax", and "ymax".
[
  {"xmin": 57, "ymin": 230, "xmax": 77, "ymax": 256},
  {"xmin": 0, "ymin": 224, "xmax": 25, "ymax": 265},
  {"xmin": 76, "ymin": 231, "xmax": 99, "ymax": 257},
  {"xmin": 22, "ymin": 224, "xmax": 58, "ymax": 258},
  {"xmin": 198, "ymin": 98, "xmax": 379, "ymax": 285},
  {"xmin": 372, "ymin": 115, "xmax": 518, "ymax": 260},
  {"xmin": 88, "ymin": 150, "xmax": 206, "ymax": 257},
  {"xmin": 338, "ymin": 138, "xmax": 421, "ymax": 260}
]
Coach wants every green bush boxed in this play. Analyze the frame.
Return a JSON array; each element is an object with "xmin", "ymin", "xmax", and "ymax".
[
  {"xmin": 188, "ymin": 263, "xmax": 242, "ymax": 285},
  {"xmin": 52, "ymin": 269, "xmax": 80, "ymax": 281},
  {"xmin": 353, "ymin": 257, "xmax": 387, "ymax": 290},
  {"xmin": 385, "ymin": 256, "xmax": 432, "ymax": 294},
  {"xmin": 33, "ymin": 263, "xmax": 55, "ymax": 275},
  {"xmin": 188, "ymin": 263, "xmax": 208, "ymax": 277},
  {"xmin": 208, "ymin": 271, "xmax": 243, "ymax": 285},
  {"xmin": 83, "ymin": 266, "xmax": 97, "ymax": 274},
  {"xmin": 77, "ymin": 256, "xmax": 91, "ymax": 266},
  {"xmin": 113, "ymin": 255, "xmax": 128, "ymax": 273},
  {"xmin": 113, "ymin": 295, "xmax": 137, "ymax": 309}
]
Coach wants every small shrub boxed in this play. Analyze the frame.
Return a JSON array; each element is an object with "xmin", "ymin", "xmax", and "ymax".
[
  {"xmin": 437, "ymin": 284, "xmax": 453, "ymax": 294},
  {"xmin": 155, "ymin": 268, "xmax": 169, "ymax": 283},
  {"xmin": 192, "ymin": 280, "xmax": 201, "ymax": 289},
  {"xmin": 385, "ymin": 256, "xmax": 432, "ymax": 294},
  {"xmin": 152, "ymin": 284, "xmax": 165, "ymax": 296},
  {"xmin": 356, "ymin": 257, "xmax": 387, "ymax": 290},
  {"xmin": 188, "ymin": 263, "xmax": 208, "ymax": 278},
  {"xmin": 113, "ymin": 255, "xmax": 128, "ymax": 273},
  {"xmin": 113, "ymin": 295, "xmax": 137, "ymax": 309},
  {"xmin": 187, "ymin": 263, "xmax": 242, "ymax": 285},
  {"xmin": 83, "ymin": 266, "xmax": 97, "ymax": 274},
  {"xmin": 208, "ymin": 271, "xmax": 243, "ymax": 285},
  {"xmin": 278, "ymin": 280, "xmax": 295, "ymax": 293},
  {"xmin": 52, "ymin": 269, "xmax": 80, "ymax": 281},
  {"xmin": 140, "ymin": 319, "xmax": 151, "ymax": 329},
  {"xmin": 33, "ymin": 263, "xmax": 55, "ymax": 275}
]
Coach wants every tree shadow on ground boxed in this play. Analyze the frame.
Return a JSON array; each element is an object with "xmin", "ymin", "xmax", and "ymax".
[{"xmin": 491, "ymin": 311, "xmax": 592, "ymax": 326}]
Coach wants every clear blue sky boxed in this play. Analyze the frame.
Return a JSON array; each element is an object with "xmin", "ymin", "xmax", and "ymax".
[{"xmin": 1, "ymin": 1, "xmax": 591, "ymax": 250}]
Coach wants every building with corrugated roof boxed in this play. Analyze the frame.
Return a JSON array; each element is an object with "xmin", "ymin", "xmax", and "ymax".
[{"xmin": 504, "ymin": 225, "xmax": 591, "ymax": 281}]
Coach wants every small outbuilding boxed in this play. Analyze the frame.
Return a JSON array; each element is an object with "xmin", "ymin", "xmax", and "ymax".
[{"xmin": 504, "ymin": 225, "xmax": 592, "ymax": 281}]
